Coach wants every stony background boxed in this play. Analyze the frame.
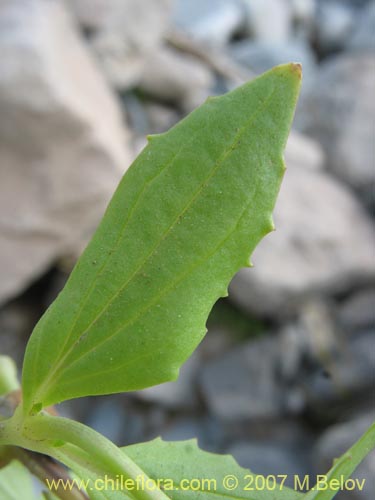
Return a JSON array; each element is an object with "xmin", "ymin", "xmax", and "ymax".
[{"xmin": 0, "ymin": 0, "xmax": 374, "ymax": 498}]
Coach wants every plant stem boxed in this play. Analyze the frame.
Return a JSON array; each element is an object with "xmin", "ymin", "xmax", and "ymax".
[
  {"xmin": 302, "ymin": 420, "xmax": 375, "ymax": 500},
  {"xmin": 0, "ymin": 408, "xmax": 170, "ymax": 500},
  {"xmin": 9, "ymin": 446, "xmax": 89, "ymax": 500}
]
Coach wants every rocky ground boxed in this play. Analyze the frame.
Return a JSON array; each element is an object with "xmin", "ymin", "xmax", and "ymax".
[{"xmin": 0, "ymin": 1, "xmax": 374, "ymax": 498}]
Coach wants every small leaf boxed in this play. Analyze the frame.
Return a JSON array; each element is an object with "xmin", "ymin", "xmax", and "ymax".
[
  {"xmin": 0, "ymin": 356, "xmax": 19, "ymax": 396},
  {"xmin": 0, "ymin": 460, "xmax": 36, "ymax": 500},
  {"xmin": 124, "ymin": 438, "xmax": 303, "ymax": 500},
  {"xmin": 22, "ymin": 64, "xmax": 301, "ymax": 412},
  {"xmin": 302, "ymin": 421, "xmax": 375, "ymax": 500}
]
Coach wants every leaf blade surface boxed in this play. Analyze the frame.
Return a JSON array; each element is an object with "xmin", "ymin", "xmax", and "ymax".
[
  {"xmin": 124, "ymin": 438, "xmax": 303, "ymax": 500},
  {"xmin": 22, "ymin": 64, "xmax": 301, "ymax": 411}
]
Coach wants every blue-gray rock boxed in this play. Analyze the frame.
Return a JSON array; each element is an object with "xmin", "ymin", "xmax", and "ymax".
[
  {"xmin": 160, "ymin": 415, "xmax": 225, "ymax": 451},
  {"xmin": 315, "ymin": 1, "xmax": 355, "ymax": 53},
  {"xmin": 231, "ymin": 40, "xmax": 317, "ymax": 88},
  {"xmin": 134, "ymin": 352, "xmax": 200, "ymax": 410},
  {"xmin": 299, "ymin": 53, "xmax": 375, "ymax": 199},
  {"xmin": 337, "ymin": 289, "xmax": 375, "ymax": 333},
  {"xmin": 346, "ymin": 1, "xmax": 375, "ymax": 52},
  {"xmin": 172, "ymin": 0, "xmax": 245, "ymax": 46},
  {"xmin": 229, "ymin": 440, "xmax": 312, "ymax": 486},
  {"xmin": 200, "ymin": 336, "xmax": 283, "ymax": 421}
]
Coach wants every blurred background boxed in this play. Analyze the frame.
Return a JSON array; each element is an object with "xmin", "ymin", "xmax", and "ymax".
[{"xmin": 0, "ymin": 0, "xmax": 374, "ymax": 497}]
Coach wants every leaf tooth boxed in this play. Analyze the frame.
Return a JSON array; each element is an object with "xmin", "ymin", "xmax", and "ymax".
[
  {"xmin": 146, "ymin": 133, "xmax": 164, "ymax": 143},
  {"xmin": 246, "ymin": 258, "xmax": 254, "ymax": 268},
  {"xmin": 267, "ymin": 216, "xmax": 276, "ymax": 233},
  {"xmin": 204, "ymin": 95, "xmax": 219, "ymax": 105},
  {"xmin": 219, "ymin": 288, "xmax": 229, "ymax": 298}
]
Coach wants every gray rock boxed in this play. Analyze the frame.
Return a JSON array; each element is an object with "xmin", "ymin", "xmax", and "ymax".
[
  {"xmin": 160, "ymin": 416, "xmax": 225, "ymax": 451},
  {"xmin": 86, "ymin": 397, "xmax": 147, "ymax": 445},
  {"xmin": 65, "ymin": 0, "xmax": 173, "ymax": 89},
  {"xmin": 346, "ymin": 1, "xmax": 375, "ymax": 52},
  {"xmin": 139, "ymin": 45, "xmax": 214, "ymax": 111},
  {"xmin": 313, "ymin": 414, "xmax": 375, "ymax": 500},
  {"xmin": 231, "ymin": 39, "xmax": 317, "ymax": 87},
  {"xmin": 277, "ymin": 301, "xmax": 375, "ymax": 419},
  {"xmin": 172, "ymin": 0, "xmax": 245, "ymax": 46},
  {"xmin": 144, "ymin": 103, "xmax": 181, "ymax": 135},
  {"xmin": 229, "ymin": 146, "xmax": 375, "ymax": 317},
  {"xmin": 290, "ymin": 0, "xmax": 315, "ymax": 33},
  {"xmin": 200, "ymin": 336, "xmax": 282, "ymax": 421},
  {"xmin": 229, "ymin": 440, "xmax": 311, "ymax": 485},
  {"xmin": 0, "ymin": 0, "xmax": 131, "ymax": 304},
  {"xmin": 86, "ymin": 398, "xmax": 127, "ymax": 443},
  {"xmin": 299, "ymin": 54, "xmax": 375, "ymax": 199},
  {"xmin": 0, "ymin": 301, "xmax": 39, "ymax": 367},
  {"xmin": 337, "ymin": 289, "xmax": 375, "ymax": 332},
  {"xmin": 284, "ymin": 131, "xmax": 324, "ymax": 171},
  {"xmin": 315, "ymin": 1, "xmax": 355, "ymax": 53},
  {"xmin": 135, "ymin": 353, "xmax": 200, "ymax": 410},
  {"xmin": 241, "ymin": 0, "xmax": 292, "ymax": 42}
]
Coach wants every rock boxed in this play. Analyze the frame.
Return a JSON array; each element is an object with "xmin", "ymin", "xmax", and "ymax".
[
  {"xmin": 231, "ymin": 39, "xmax": 317, "ymax": 88},
  {"xmin": 199, "ymin": 326, "xmax": 241, "ymax": 361},
  {"xmin": 241, "ymin": 0, "xmax": 292, "ymax": 42},
  {"xmin": 0, "ymin": 0, "xmax": 131, "ymax": 304},
  {"xmin": 229, "ymin": 440, "xmax": 311, "ymax": 484},
  {"xmin": 346, "ymin": 1, "xmax": 375, "ymax": 52},
  {"xmin": 65, "ymin": 0, "xmax": 173, "ymax": 89},
  {"xmin": 229, "ymin": 144, "xmax": 375, "ymax": 317},
  {"xmin": 0, "ymin": 300, "xmax": 39, "ymax": 367},
  {"xmin": 144, "ymin": 103, "xmax": 181, "ymax": 134},
  {"xmin": 135, "ymin": 353, "xmax": 200, "ymax": 410},
  {"xmin": 85, "ymin": 396, "xmax": 147, "ymax": 445},
  {"xmin": 313, "ymin": 414, "xmax": 375, "ymax": 500},
  {"xmin": 63, "ymin": 0, "xmax": 113, "ymax": 31},
  {"xmin": 305, "ymin": 329, "xmax": 375, "ymax": 410},
  {"xmin": 298, "ymin": 54, "xmax": 375, "ymax": 200},
  {"xmin": 200, "ymin": 336, "xmax": 283, "ymax": 421},
  {"xmin": 337, "ymin": 289, "xmax": 375, "ymax": 333},
  {"xmin": 277, "ymin": 300, "xmax": 375, "ymax": 420},
  {"xmin": 139, "ymin": 46, "xmax": 214, "ymax": 111},
  {"xmin": 290, "ymin": 0, "xmax": 315, "ymax": 34},
  {"xmin": 172, "ymin": 0, "xmax": 245, "ymax": 46},
  {"xmin": 284, "ymin": 131, "xmax": 324, "ymax": 171},
  {"xmin": 315, "ymin": 1, "xmax": 355, "ymax": 53},
  {"xmin": 160, "ymin": 416, "xmax": 225, "ymax": 451}
]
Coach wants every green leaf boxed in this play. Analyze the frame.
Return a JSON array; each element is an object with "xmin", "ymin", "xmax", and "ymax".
[
  {"xmin": 302, "ymin": 421, "xmax": 375, "ymax": 500},
  {"xmin": 0, "ymin": 356, "xmax": 19, "ymax": 396},
  {"xmin": 0, "ymin": 460, "xmax": 36, "ymax": 500},
  {"xmin": 124, "ymin": 438, "xmax": 302, "ymax": 500},
  {"xmin": 22, "ymin": 63, "xmax": 302, "ymax": 412}
]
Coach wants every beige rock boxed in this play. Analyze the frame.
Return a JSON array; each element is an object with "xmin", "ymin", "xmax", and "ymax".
[
  {"xmin": 139, "ymin": 45, "xmax": 214, "ymax": 111},
  {"xmin": 285, "ymin": 131, "xmax": 324, "ymax": 171},
  {"xmin": 64, "ymin": 0, "xmax": 173, "ymax": 89},
  {"xmin": 0, "ymin": 0, "xmax": 131, "ymax": 304}
]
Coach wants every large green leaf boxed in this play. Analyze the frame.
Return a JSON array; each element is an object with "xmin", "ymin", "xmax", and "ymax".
[
  {"xmin": 22, "ymin": 64, "xmax": 301, "ymax": 413},
  {"xmin": 124, "ymin": 438, "xmax": 302, "ymax": 500}
]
